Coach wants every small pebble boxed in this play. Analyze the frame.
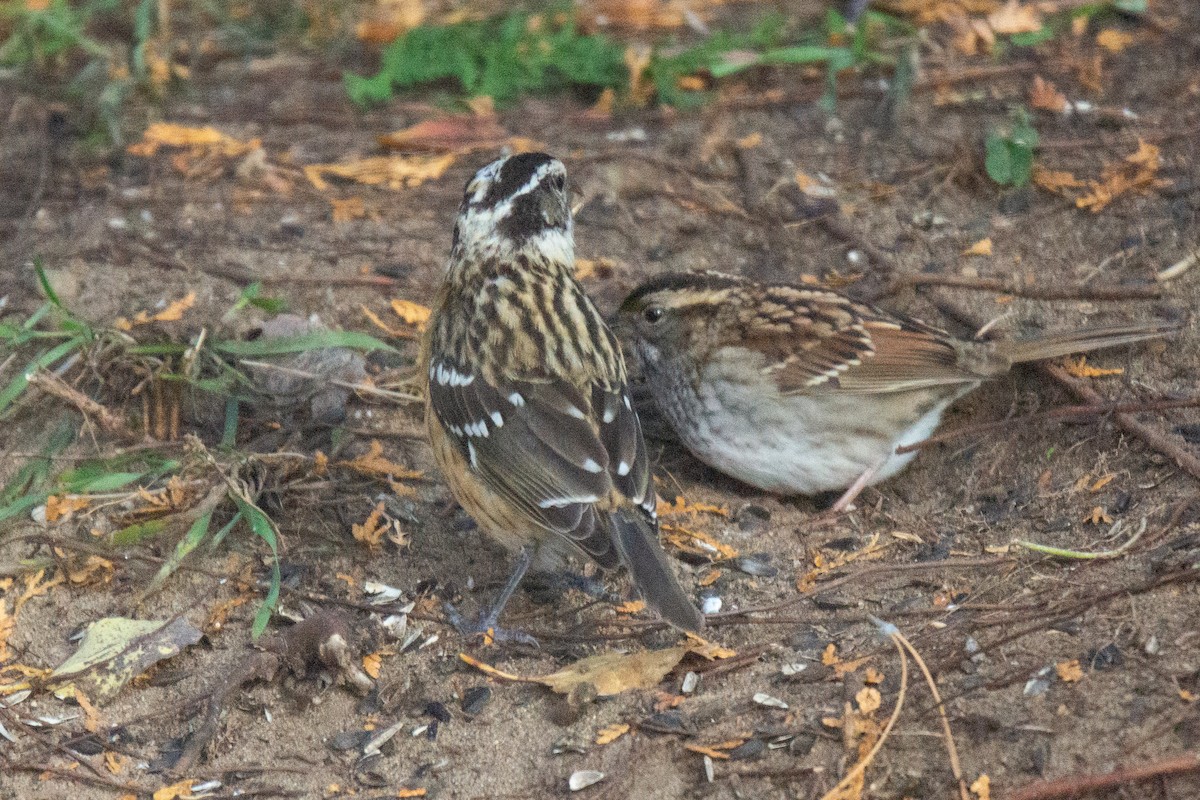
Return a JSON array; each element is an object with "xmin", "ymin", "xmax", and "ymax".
[
  {"xmin": 703, "ymin": 755, "xmax": 715, "ymax": 783},
  {"xmin": 569, "ymin": 770, "xmax": 606, "ymax": 791},
  {"xmin": 728, "ymin": 739, "xmax": 766, "ymax": 760},
  {"xmin": 701, "ymin": 596, "xmax": 722, "ymax": 615},
  {"xmin": 1144, "ymin": 635, "xmax": 1160, "ymax": 656},
  {"xmin": 780, "ymin": 662, "xmax": 808, "ymax": 677},
  {"xmin": 681, "ymin": 671, "xmax": 699, "ymax": 694},
  {"xmin": 753, "ymin": 692, "xmax": 788, "ymax": 709}
]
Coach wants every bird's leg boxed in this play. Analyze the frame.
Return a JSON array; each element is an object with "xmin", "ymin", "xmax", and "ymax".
[
  {"xmin": 443, "ymin": 546, "xmax": 538, "ymax": 646},
  {"xmin": 827, "ymin": 456, "xmax": 888, "ymax": 514},
  {"xmin": 523, "ymin": 569, "xmax": 621, "ymax": 605}
]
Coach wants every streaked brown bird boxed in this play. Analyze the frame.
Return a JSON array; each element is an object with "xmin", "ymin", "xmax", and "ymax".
[
  {"xmin": 421, "ymin": 153, "xmax": 703, "ymax": 638},
  {"xmin": 618, "ymin": 271, "xmax": 1176, "ymax": 512}
]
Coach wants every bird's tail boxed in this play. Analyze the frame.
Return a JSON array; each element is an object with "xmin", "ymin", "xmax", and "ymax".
[
  {"xmin": 610, "ymin": 510, "xmax": 704, "ymax": 633},
  {"xmin": 995, "ymin": 322, "xmax": 1178, "ymax": 366}
]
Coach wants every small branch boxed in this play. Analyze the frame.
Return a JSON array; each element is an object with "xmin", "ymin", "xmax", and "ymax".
[
  {"xmin": 26, "ymin": 370, "xmax": 143, "ymax": 442},
  {"xmin": 1009, "ymin": 752, "xmax": 1200, "ymax": 800},
  {"xmin": 895, "ymin": 397, "xmax": 1200, "ymax": 454},
  {"xmin": 891, "ymin": 272, "xmax": 1160, "ymax": 301},
  {"xmin": 1041, "ymin": 363, "xmax": 1200, "ymax": 484}
]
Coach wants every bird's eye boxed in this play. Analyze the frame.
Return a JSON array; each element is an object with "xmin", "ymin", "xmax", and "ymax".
[
  {"xmin": 551, "ymin": 174, "xmax": 565, "ymax": 192},
  {"xmin": 643, "ymin": 306, "xmax": 666, "ymax": 324}
]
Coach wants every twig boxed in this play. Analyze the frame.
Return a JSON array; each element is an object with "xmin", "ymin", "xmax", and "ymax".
[
  {"xmin": 1008, "ymin": 751, "xmax": 1200, "ymax": 800},
  {"xmin": 1013, "ymin": 516, "xmax": 1148, "ymax": 560},
  {"xmin": 818, "ymin": 627, "xmax": 908, "ymax": 800},
  {"xmin": 1157, "ymin": 248, "xmax": 1198, "ymax": 282},
  {"xmin": 878, "ymin": 620, "xmax": 970, "ymax": 800},
  {"xmin": 0, "ymin": 705, "xmax": 127, "ymax": 787},
  {"xmin": 25, "ymin": 370, "xmax": 143, "ymax": 442},
  {"xmin": 1041, "ymin": 363, "xmax": 1200, "ymax": 484},
  {"xmin": 895, "ymin": 397, "xmax": 1200, "ymax": 454},
  {"xmin": 237, "ymin": 359, "xmax": 422, "ymax": 402},
  {"xmin": 891, "ymin": 272, "xmax": 1161, "ymax": 301}
]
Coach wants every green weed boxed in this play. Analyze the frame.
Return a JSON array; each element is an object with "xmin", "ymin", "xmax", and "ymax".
[{"xmin": 985, "ymin": 108, "xmax": 1038, "ymax": 188}]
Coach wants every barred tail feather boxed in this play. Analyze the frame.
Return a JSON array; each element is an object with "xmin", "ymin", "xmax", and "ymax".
[
  {"xmin": 998, "ymin": 322, "xmax": 1178, "ymax": 366},
  {"xmin": 610, "ymin": 510, "xmax": 704, "ymax": 632}
]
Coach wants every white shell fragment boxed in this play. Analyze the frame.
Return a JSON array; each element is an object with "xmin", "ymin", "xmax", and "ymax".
[
  {"xmin": 703, "ymin": 754, "xmax": 715, "ymax": 783},
  {"xmin": 753, "ymin": 692, "xmax": 789, "ymax": 709},
  {"xmin": 780, "ymin": 663, "xmax": 808, "ymax": 677},
  {"xmin": 681, "ymin": 671, "xmax": 699, "ymax": 694},
  {"xmin": 569, "ymin": 770, "xmax": 606, "ymax": 791},
  {"xmin": 701, "ymin": 596, "xmax": 722, "ymax": 615},
  {"xmin": 363, "ymin": 581, "xmax": 403, "ymax": 604}
]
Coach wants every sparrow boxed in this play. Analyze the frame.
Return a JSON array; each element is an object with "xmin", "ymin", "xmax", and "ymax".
[
  {"xmin": 617, "ymin": 271, "xmax": 1176, "ymax": 511},
  {"xmin": 421, "ymin": 153, "xmax": 704, "ymax": 637}
]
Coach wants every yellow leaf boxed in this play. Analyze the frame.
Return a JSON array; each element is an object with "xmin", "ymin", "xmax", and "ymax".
[
  {"xmin": 352, "ymin": 501, "xmax": 389, "ymax": 549},
  {"xmin": 855, "ymin": 686, "xmax": 882, "ymax": 714},
  {"xmin": 153, "ymin": 779, "xmax": 197, "ymax": 800},
  {"xmin": 1056, "ymin": 659, "xmax": 1083, "ymax": 682},
  {"xmin": 338, "ymin": 440, "xmax": 423, "ymax": 481},
  {"xmin": 536, "ymin": 647, "xmax": 689, "ymax": 697},
  {"xmin": 684, "ymin": 741, "xmax": 741, "ymax": 759},
  {"xmin": 114, "ymin": 292, "xmax": 196, "ymax": 330},
  {"xmin": 596, "ymin": 722, "xmax": 630, "ymax": 745},
  {"xmin": 390, "ymin": 299, "xmax": 432, "ymax": 330},
  {"xmin": 685, "ymin": 634, "xmax": 737, "ymax": 660},
  {"xmin": 736, "ymin": 132, "xmax": 763, "ymax": 149},
  {"xmin": 1096, "ymin": 29, "xmax": 1134, "ymax": 53},
  {"xmin": 615, "ymin": 599, "xmax": 646, "ymax": 615},
  {"xmin": 1090, "ymin": 474, "xmax": 1116, "ymax": 492},
  {"xmin": 330, "ymin": 196, "xmax": 366, "ymax": 223},
  {"xmin": 1062, "ymin": 356, "xmax": 1123, "ymax": 378},
  {"xmin": 362, "ymin": 651, "xmax": 382, "ymax": 680},
  {"xmin": 303, "ymin": 153, "xmax": 456, "ymax": 192},
  {"xmin": 128, "ymin": 123, "xmax": 258, "ymax": 158},
  {"xmin": 987, "ymin": 0, "xmax": 1042, "ymax": 34},
  {"xmin": 970, "ymin": 773, "xmax": 992, "ymax": 800},
  {"xmin": 44, "ymin": 494, "xmax": 89, "ymax": 522},
  {"xmin": 963, "ymin": 238, "xmax": 993, "ymax": 256},
  {"xmin": 1033, "ymin": 165, "xmax": 1084, "ymax": 193}
]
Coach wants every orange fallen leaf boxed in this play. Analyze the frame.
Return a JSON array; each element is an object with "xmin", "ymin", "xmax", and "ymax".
[
  {"xmin": 1030, "ymin": 75, "xmax": 1067, "ymax": 113},
  {"xmin": 128, "ymin": 123, "xmax": 259, "ymax": 159},
  {"xmin": 1033, "ymin": 165, "xmax": 1084, "ymax": 194},
  {"xmin": 596, "ymin": 722, "xmax": 630, "ymax": 745},
  {"xmin": 856, "ymin": 686, "xmax": 882, "ymax": 714},
  {"xmin": 153, "ymin": 779, "xmax": 197, "ymax": 800},
  {"xmin": 44, "ymin": 494, "xmax": 89, "ymax": 522},
  {"xmin": 736, "ymin": 132, "xmax": 763, "ymax": 149},
  {"xmin": 115, "ymin": 292, "xmax": 197, "ymax": 330},
  {"xmin": 330, "ymin": 196, "xmax": 366, "ymax": 223},
  {"xmin": 378, "ymin": 114, "xmax": 508, "ymax": 153},
  {"xmin": 698, "ymin": 569, "xmax": 721, "ymax": 587},
  {"xmin": 821, "ymin": 643, "xmax": 839, "ymax": 666},
  {"xmin": 15, "ymin": 569, "xmax": 64, "ymax": 614},
  {"xmin": 1096, "ymin": 28, "xmax": 1134, "ymax": 53},
  {"xmin": 1085, "ymin": 506, "xmax": 1113, "ymax": 525},
  {"xmin": 615, "ymin": 599, "xmax": 646, "ymax": 615},
  {"xmin": 963, "ymin": 238, "xmax": 993, "ymax": 256},
  {"xmin": 352, "ymin": 501, "xmax": 389, "ymax": 549},
  {"xmin": 338, "ymin": 440, "xmax": 423, "ymax": 481},
  {"xmin": 458, "ymin": 653, "xmax": 528, "ymax": 682},
  {"xmin": 1062, "ymin": 356, "xmax": 1123, "ymax": 378},
  {"xmin": 987, "ymin": 0, "xmax": 1042, "ymax": 35},
  {"xmin": 1090, "ymin": 474, "xmax": 1116, "ymax": 492},
  {"xmin": 105, "ymin": 751, "xmax": 129, "ymax": 775},
  {"xmin": 864, "ymin": 667, "xmax": 884, "ymax": 684},
  {"xmin": 304, "ymin": 153, "xmax": 456, "ymax": 192},
  {"xmin": 685, "ymin": 634, "xmax": 737, "ymax": 660},
  {"xmin": 75, "ymin": 688, "xmax": 103, "ymax": 732},
  {"xmin": 1056, "ymin": 659, "xmax": 1083, "ymax": 682},
  {"xmin": 971, "ymin": 773, "xmax": 992, "ymax": 800},
  {"xmin": 391, "ymin": 299, "xmax": 431, "ymax": 330},
  {"xmin": 1180, "ymin": 689, "xmax": 1197, "ymax": 703},
  {"xmin": 0, "ymin": 600, "xmax": 14, "ymax": 662},
  {"xmin": 661, "ymin": 524, "xmax": 738, "ymax": 560},
  {"xmin": 363, "ymin": 651, "xmax": 383, "ymax": 680}
]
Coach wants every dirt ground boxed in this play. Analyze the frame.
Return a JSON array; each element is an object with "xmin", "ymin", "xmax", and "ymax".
[{"xmin": 2, "ymin": 3, "xmax": 1200, "ymax": 799}]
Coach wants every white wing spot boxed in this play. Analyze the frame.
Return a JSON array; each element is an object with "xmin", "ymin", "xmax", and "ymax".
[
  {"xmin": 602, "ymin": 407, "xmax": 616, "ymax": 424},
  {"xmin": 623, "ymin": 394, "xmax": 632, "ymax": 411},
  {"xmin": 490, "ymin": 411, "xmax": 504, "ymax": 427},
  {"xmin": 566, "ymin": 405, "xmax": 586, "ymax": 420},
  {"xmin": 583, "ymin": 458, "xmax": 603, "ymax": 473},
  {"xmin": 467, "ymin": 441, "xmax": 478, "ymax": 469},
  {"xmin": 508, "ymin": 392, "xmax": 526, "ymax": 407},
  {"xmin": 617, "ymin": 461, "xmax": 631, "ymax": 476}
]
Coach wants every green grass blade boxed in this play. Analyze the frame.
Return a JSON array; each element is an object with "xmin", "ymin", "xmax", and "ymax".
[
  {"xmin": 112, "ymin": 518, "xmax": 169, "ymax": 546},
  {"xmin": 0, "ymin": 336, "xmax": 89, "ymax": 415},
  {"xmin": 232, "ymin": 495, "xmax": 281, "ymax": 640},
  {"xmin": 212, "ymin": 331, "xmax": 395, "ymax": 357},
  {"xmin": 144, "ymin": 509, "xmax": 213, "ymax": 594},
  {"xmin": 33, "ymin": 258, "xmax": 62, "ymax": 308}
]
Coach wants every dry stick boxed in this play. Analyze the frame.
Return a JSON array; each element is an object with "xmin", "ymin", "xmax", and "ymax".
[
  {"xmin": 1008, "ymin": 752, "xmax": 1200, "ymax": 800},
  {"xmin": 1040, "ymin": 362, "xmax": 1200, "ymax": 483},
  {"xmin": 25, "ymin": 370, "xmax": 143, "ymax": 442},
  {"xmin": 0, "ymin": 704, "xmax": 132, "ymax": 788},
  {"xmin": 890, "ymin": 272, "xmax": 1161, "ymax": 301},
  {"xmin": 818, "ymin": 631, "xmax": 909, "ymax": 800},
  {"xmin": 895, "ymin": 397, "xmax": 1200, "ymax": 454}
]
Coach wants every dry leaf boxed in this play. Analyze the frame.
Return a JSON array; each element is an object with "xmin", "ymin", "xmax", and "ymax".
[
  {"xmin": 74, "ymin": 688, "xmax": 103, "ymax": 732},
  {"xmin": 537, "ymin": 647, "xmax": 689, "ymax": 696},
  {"xmin": 338, "ymin": 440, "xmax": 423, "ymax": 481},
  {"xmin": 1090, "ymin": 474, "xmax": 1116, "ymax": 492},
  {"xmin": 736, "ymin": 132, "xmax": 763, "ymax": 149},
  {"xmin": 153, "ymin": 780, "xmax": 198, "ymax": 800},
  {"xmin": 971, "ymin": 774, "xmax": 992, "ymax": 800},
  {"xmin": 50, "ymin": 617, "xmax": 203, "ymax": 703},
  {"xmin": 864, "ymin": 667, "xmax": 884, "ymax": 684},
  {"xmin": 987, "ymin": 0, "xmax": 1042, "ymax": 35},
  {"xmin": 1096, "ymin": 28, "xmax": 1134, "ymax": 53},
  {"xmin": 391, "ymin": 299, "xmax": 432, "ymax": 330},
  {"xmin": 330, "ymin": 196, "xmax": 367, "ymax": 223},
  {"xmin": 104, "ymin": 752, "xmax": 129, "ymax": 775},
  {"xmin": 355, "ymin": 0, "xmax": 425, "ymax": 43},
  {"xmin": 595, "ymin": 722, "xmax": 630, "ymax": 744},
  {"xmin": 115, "ymin": 292, "xmax": 197, "ymax": 331},
  {"xmin": 1056, "ymin": 659, "xmax": 1083, "ymax": 682},
  {"xmin": 352, "ymin": 501, "xmax": 389, "ymax": 549},
  {"xmin": 615, "ymin": 599, "xmax": 646, "ymax": 615},
  {"xmin": 458, "ymin": 652, "xmax": 525, "ymax": 682},
  {"xmin": 44, "ymin": 494, "xmax": 89, "ymax": 522},
  {"xmin": 0, "ymin": 600, "xmax": 14, "ymax": 663},
  {"xmin": 67, "ymin": 555, "xmax": 114, "ymax": 586},
  {"xmin": 304, "ymin": 153, "xmax": 456, "ymax": 192},
  {"xmin": 685, "ymin": 634, "xmax": 737, "ymax": 660},
  {"xmin": 661, "ymin": 524, "xmax": 738, "ymax": 560},
  {"xmin": 1077, "ymin": 139, "xmax": 1168, "ymax": 212},
  {"xmin": 363, "ymin": 651, "xmax": 383, "ymax": 680},
  {"xmin": 698, "ymin": 569, "xmax": 721, "ymax": 587},
  {"xmin": 128, "ymin": 123, "xmax": 259, "ymax": 158},
  {"xmin": 1030, "ymin": 76, "xmax": 1067, "ymax": 113},
  {"xmin": 1180, "ymin": 689, "xmax": 1197, "ymax": 703},
  {"xmin": 16, "ymin": 569, "xmax": 64, "ymax": 614},
  {"xmin": 1062, "ymin": 356, "xmax": 1123, "ymax": 378},
  {"xmin": 963, "ymin": 238, "xmax": 993, "ymax": 256},
  {"xmin": 797, "ymin": 534, "xmax": 885, "ymax": 593},
  {"xmin": 1033, "ymin": 165, "xmax": 1084, "ymax": 193},
  {"xmin": 855, "ymin": 686, "xmax": 882, "ymax": 714},
  {"xmin": 625, "ymin": 44, "xmax": 655, "ymax": 106},
  {"xmin": 378, "ymin": 114, "xmax": 508, "ymax": 153},
  {"xmin": 1085, "ymin": 506, "xmax": 1113, "ymax": 525}
]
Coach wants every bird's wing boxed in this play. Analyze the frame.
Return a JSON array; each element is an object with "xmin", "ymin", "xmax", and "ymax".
[{"xmin": 428, "ymin": 358, "xmax": 653, "ymax": 567}]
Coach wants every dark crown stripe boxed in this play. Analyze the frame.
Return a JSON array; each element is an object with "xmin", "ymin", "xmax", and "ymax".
[{"xmin": 619, "ymin": 271, "xmax": 744, "ymax": 311}]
